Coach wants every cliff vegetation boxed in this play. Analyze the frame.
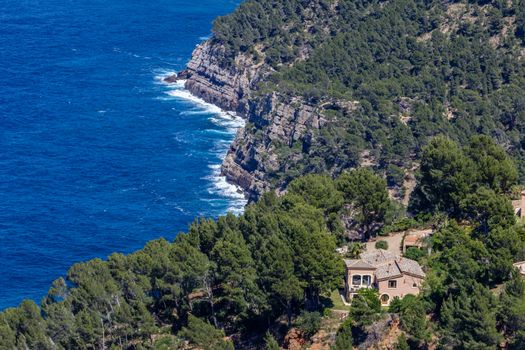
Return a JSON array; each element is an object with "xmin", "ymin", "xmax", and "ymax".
[
  {"xmin": 2, "ymin": 137, "xmax": 525, "ymax": 349},
  {"xmin": 184, "ymin": 0, "xmax": 525, "ymax": 199}
]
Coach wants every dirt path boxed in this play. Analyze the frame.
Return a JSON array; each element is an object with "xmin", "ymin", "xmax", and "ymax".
[{"xmin": 365, "ymin": 232, "xmax": 404, "ymax": 256}]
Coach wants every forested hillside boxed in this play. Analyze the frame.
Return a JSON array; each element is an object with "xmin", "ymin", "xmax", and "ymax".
[
  {"xmin": 201, "ymin": 0, "xmax": 525, "ymax": 197},
  {"xmin": 2, "ymin": 136, "xmax": 525, "ymax": 349},
  {"xmin": 4, "ymin": 0, "xmax": 525, "ymax": 349}
]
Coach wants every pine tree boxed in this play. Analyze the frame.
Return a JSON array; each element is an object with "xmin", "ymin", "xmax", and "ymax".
[
  {"xmin": 411, "ymin": 136, "xmax": 476, "ymax": 215},
  {"xmin": 439, "ymin": 284, "xmax": 501, "ymax": 349},
  {"xmin": 465, "ymin": 135, "xmax": 517, "ymax": 193},
  {"xmin": 336, "ymin": 168, "xmax": 390, "ymax": 236},
  {"xmin": 264, "ymin": 331, "xmax": 280, "ymax": 350},
  {"xmin": 211, "ymin": 229, "xmax": 264, "ymax": 326},
  {"xmin": 331, "ymin": 319, "xmax": 353, "ymax": 350}
]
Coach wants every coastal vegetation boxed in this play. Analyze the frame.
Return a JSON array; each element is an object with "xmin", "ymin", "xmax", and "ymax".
[
  {"xmin": 211, "ymin": 0, "xmax": 525, "ymax": 195},
  {"xmin": 2, "ymin": 137, "xmax": 525, "ymax": 349},
  {"xmin": 3, "ymin": 0, "xmax": 525, "ymax": 348}
]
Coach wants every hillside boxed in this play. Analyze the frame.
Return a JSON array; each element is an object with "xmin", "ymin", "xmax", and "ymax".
[
  {"xmin": 2, "ymin": 136, "xmax": 525, "ymax": 349},
  {"xmin": 4, "ymin": 1, "xmax": 525, "ymax": 349},
  {"xmin": 180, "ymin": 0, "xmax": 525, "ymax": 200}
]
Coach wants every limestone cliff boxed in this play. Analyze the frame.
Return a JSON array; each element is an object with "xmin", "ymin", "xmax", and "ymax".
[
  {"xmin": 170, "ymin": 0, "xmax": 525, "ymax": 202},
  {"xmin": 177, "ymin": 39, "xmax": 366, "ymax": 201},
  {"xmin": 179, "ymin": 40, "xmax": 275, "ymax": 201}
]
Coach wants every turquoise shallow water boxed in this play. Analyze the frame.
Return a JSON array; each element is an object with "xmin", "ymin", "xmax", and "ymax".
[{"xmin": 0, "ymin": 0, "xmax": 242, "ymax": 310}]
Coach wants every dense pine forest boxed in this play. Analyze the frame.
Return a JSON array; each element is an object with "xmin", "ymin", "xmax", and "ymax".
[
  {"xmin": 2, "ymin": 136, "xmax": 525, "ymax": 349},
  {"xmin": 3, "ymin": 0, "xmax": 525, "ymax": 349},
  {"xmin": 213, "ymin": 0, "xmax": 525, "ymax": 190}
]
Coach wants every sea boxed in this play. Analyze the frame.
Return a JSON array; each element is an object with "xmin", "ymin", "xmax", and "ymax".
[{"xmin": 0, "ymin": 0, "xmax": 243, "ymax": 310}]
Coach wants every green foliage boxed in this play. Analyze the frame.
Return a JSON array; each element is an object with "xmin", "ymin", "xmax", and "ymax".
[
  {"xmin": 460, "ymin": 186, "xmax": 515, "ymax": 235},
  {"xmin": 466, "ymin": 135, "xmax": 518, "ymax": 193},
  {"xmin": 345, "ymin": 242, "xmax": 365, "ymax": 259},
  {"xmin": 263, "ymin": 331, "xmax": 280, "ymax": 350},
  {"xmin": 389, "ymin": 295, "xmax": 430, "ymax": 344},
  {"xmin": 386, "ymin": 164, "xmax": 406, "ymax": 187},
  {"xmin": 403, "ymin": 247, "xmax": 426, "ymax": 262},
  {"xmin": 295, "ymin": 311, "xmax": 322, "ymax": 338},
  {"xmin": 498, "ymin": 272, "xmax": 525, "ymax": 350},
  {"xmin": 0, "ymin": 179, "xmax": 349, "ymax": 349},
  {"xmin": 287, "ymin": 174, "xmax": 344, "ymax": 215},
  {"xmin": 331, "ymin": 319, "xmax": 353, "ymax": 350},
  {"xmin": 211, "ymin": 229, "xmax": 263, "ymax": 325},
  {"xmin": 439, "ymin": 283, "xmax": 501, "ymax": 349},
  {"xmin": 180, "ymin": 315, "xmax": 234, "ymax": 350},
  {"xmin": 337, "ymin": 168, "xmax": 391, "ymax": 235},
  {"xmin": 3, "ymin": 0, "xmax": 525, "ymax": 345},
  {"xmin": 219, "ymin": 0, "xmax": 525, "ymax": 191},
  {"xmin": 375, "ymin": 240, "xmax": 388, "ymax": 250},
  {"xmin": 412, "ymin": 136, "xmax": 518, "ymax": 216},
  {"xmin": 381, "ymin": 217, "xmax": 419, "ymax": 235},
  {"xmin": 153, "ymin": 336, "xmax": 181, "ymax": 350},
  {"xmin": 349, "ymin": 289, "xmax": 382, "ymax": 328},
  {"xmin": 411, "ymin": 136, "xmax": 476, "ymax": 215},
  {"xmin": 395, "ymin": 333, "xmax": 409, "ymax": 350}
]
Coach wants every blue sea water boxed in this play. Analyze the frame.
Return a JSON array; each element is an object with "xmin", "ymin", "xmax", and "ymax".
[{"xmin": 0, "ymin": 0, "xmax": 243, "ymax": 310}]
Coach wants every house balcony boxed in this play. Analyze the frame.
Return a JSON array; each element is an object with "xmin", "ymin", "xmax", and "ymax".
[{"xmin": 347, "ymin": 283, "xmax": 375, "ymax": 293}]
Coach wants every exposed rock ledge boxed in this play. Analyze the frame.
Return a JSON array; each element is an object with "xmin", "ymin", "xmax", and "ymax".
[
  {"xmin": 166, "ymin": 37, "xmax": 341, "ymax": 202},
  {"xmin": 165, "ymin": 38, "xmax": 354, "ymax": 202}
]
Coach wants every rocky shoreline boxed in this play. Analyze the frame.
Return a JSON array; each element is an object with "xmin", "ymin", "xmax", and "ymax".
[
  {"xmin": 164, "ymin": 39, "xmax": 272, "ymax": 202},
  {"xmin": 163, "ymin": 37, "xmax": 346, "ymax": 203}
]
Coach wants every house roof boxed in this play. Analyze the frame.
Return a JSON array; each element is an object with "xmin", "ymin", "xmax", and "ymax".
[
  {"xmin": 396, "ymin": 257, "xmax": 425, "ymax": 278},
  {"xmin": 361, "ymin": 250, "xmax": 398, "ymax": 266},
  {"xmin": 344, "ymin": 259, "xmax": 376, "ymax": 269},
  {"xmin": 345, "ymin": 250, "xmax": 425, "ymax": 280},
  {"xmin": 375, "ymin": 262, "xmax": 402, "ymax": 280},
  {"xmin": 404, "ymin": 235, "xmax": 421, "ymax": 245}
]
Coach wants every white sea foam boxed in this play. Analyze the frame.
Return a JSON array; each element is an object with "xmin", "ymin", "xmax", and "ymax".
[
  {"xmin": 204, "ymin": 164, "xmax": 247, "ymax": 215},
  {"xmin": 157, "ymin": 72, "xmax": 247, "ymax": 214}
]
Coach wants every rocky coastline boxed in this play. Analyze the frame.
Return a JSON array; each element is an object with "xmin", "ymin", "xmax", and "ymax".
[
  {"xmin": 164, "ymin": 38, "xmax": 356, "ymax": 203},
  {"xmin": 164, "ymin": 39, "xmax": 275, "ymax": 202}
]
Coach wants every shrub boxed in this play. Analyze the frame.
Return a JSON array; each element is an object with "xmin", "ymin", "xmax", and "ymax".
[
  {"xmin": 264, "ymin": 332, "xmax": 279, "ymax": 350},
  {"xmin": 404, "ymin": 247, "xmax": 426, "ymax": 262},
  {"xmin": 375, "ymin": 240, "xmax": 388, "ymax": 250},
  {"xmin": 395, "ymin": 334, "xmax": 409, "ymax": 350},
  {"xmin": 296, "ymin": 311, "xmax": 322, "ymax": 337}
]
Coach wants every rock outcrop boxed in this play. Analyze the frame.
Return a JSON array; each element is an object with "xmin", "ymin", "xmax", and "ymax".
[
  {"xmin": 174, "ymin": 38, "xmax": 359, "ymax": 201},
  {"xmin": 178, "ymin": 41, "xmax": 270, "ymax": 200},
  {"xmin": 182, "ymin": 40, "xmax": 267, "ymax": 113}
]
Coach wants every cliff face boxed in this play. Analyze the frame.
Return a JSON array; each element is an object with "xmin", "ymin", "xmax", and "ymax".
[
  {"xmin": 178, "ymin": 0, "xmax": 525, "ymax": 201},
  {"xmin": 181, "ymin": 35, "xmax": 322, "ymax": 200},
  {"xmin": 182, "ymin": 41, "xmax": 359, "ymax": 201},
  {"xmin": 222, "ymin": 93, "xmax": 324, "ymax": 201},
  {"xmin": 183, "ymin": 41, "xmax": 265, "ymax": 113},
  {"xmin": 182, "ymin": 40, "xmax": 276, "ymax": 200}
]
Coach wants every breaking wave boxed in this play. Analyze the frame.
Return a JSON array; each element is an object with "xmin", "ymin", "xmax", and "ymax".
[{"xmin": 156, "ymin": 72, "xmax": 247, "ymax": 214}]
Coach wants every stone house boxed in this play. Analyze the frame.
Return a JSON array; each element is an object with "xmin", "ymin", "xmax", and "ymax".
[{"xmin": 344, "ymin": 250, "xmax": 425, "ymax": 306}]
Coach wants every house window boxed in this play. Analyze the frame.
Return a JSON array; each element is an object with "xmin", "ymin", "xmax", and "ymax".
[
  {"xmin": 352, "ymin": 275, "xmax": 362, "ymax": 286},
  {"xmin": 362, "ymin": 275, "xmax": 372, "ymax": 286},
  {"xmin": 380, "ymin": 294, "xmax": 390, "ymax": 305},
  {"xmin": 388, "ymin": 280, "xmax": 397, "ymax": 288},
  {"xmin": 412, "ymin": 282, "xmax": 418, "ymax": 288}
]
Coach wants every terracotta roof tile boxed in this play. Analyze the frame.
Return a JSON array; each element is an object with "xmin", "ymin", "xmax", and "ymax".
[
  {"xmin": 375, "ymin": 262, "xmax": 402, "ymax": 280},
  {"xmin": 344, "ymin": 250, "xmax": 425, "ymax": 280},
  {"xmin": 397, "ymin": 257, "xmax": 425, "ymax": 278},
  {"xmin": 344, "ymin": 259, "xmax": 376, "ymax": 269}
]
